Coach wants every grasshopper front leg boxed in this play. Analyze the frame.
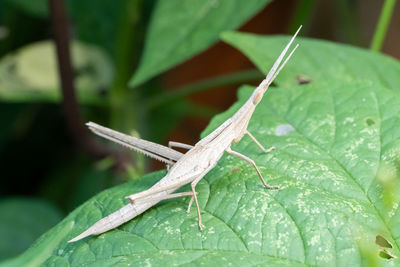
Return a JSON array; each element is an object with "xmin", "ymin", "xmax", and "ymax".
[{"xmin": 246, "ymin": 130, "xmax": 275, "ymax": 153}]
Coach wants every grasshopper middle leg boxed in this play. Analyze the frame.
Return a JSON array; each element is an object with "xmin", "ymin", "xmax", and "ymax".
[{"xmin": 226, "ymin": 147, "xmax": 280, "ymax": 190}]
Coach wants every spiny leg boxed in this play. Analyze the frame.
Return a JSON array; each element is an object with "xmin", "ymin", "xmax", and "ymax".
[
  {"xmin": 86, "ymin": 122, "xmax": 182, "ymax": 165},
  {"xmin": 246, "ymin": 130, "xmax": 275, "ymax": 153},
  {"xmin": 226, "ymin": 147, "xmax": 280, "ymax": 189},
  {"xmin": 166, "ymin": 161, "xmax": 177, "ymax": 171}
]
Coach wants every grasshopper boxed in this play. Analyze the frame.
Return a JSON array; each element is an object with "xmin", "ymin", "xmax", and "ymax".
[{"xmin": 68, "ymin": 27, "xmax": 300, "ymax": 243}]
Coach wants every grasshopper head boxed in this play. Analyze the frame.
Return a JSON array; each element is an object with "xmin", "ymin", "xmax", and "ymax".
[{"xmin": 252, "ymin": 89, "xmax": 264, "ymax": 105}]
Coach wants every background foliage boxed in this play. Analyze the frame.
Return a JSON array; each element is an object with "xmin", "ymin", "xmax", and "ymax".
[{"xmin": 0, "ymin": 0, "xmax": 399, "ymax": 266}]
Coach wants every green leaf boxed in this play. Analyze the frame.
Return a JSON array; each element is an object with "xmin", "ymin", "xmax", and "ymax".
[
  {"xmin": 6, "ymin": 38, "xmax": 400, "ymax": 266},
  {"xmin": 67, "ymin": 0, "xmax": 126, "ymax": 55},
  {"xmin": 0, "ymin": 41, "xmax": 113, "ymax": 105},
  {"xmin": 0, "ymin": 198, "xmax": 63, "ymax": 262},
  {"xmin": 147, "ymin": 100, "xmax": 217, "ymax": 143},
  {"xmin": 129, "ymin": 0, "xmax": 271, "ymax": 87},
  {"xmin": 220, "ymin": 32, "xmax": 400, "ymax": 91},
  {"xmin": 4, "ymin": 0, "xmax": 48, "ymax": 18}
]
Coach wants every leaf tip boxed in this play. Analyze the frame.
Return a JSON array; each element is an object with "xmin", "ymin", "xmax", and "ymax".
[
  {"xmin": 219, "ymin": 31, "xmax": 236, "ymax": 43},
  {"xmin": 128, "ymin": 74, "xmax": 144, "ymax": 88}
]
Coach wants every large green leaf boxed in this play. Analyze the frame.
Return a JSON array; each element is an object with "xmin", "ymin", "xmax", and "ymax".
[
  {"xmin": 67, "ymin": 0, "xmax": 126, "ymax": 55},
  {"xmin": 0, "ymin": 198, "xmax": 63, "ymax": 262},
  {"xmin": 129, "ymin": 0, "xmax": 270, "ymax": 87},
  {"xmin": 0, "ymin": 41, "xmax": 113, "ymax": 104},
  {"xmin": 4, "ymin": 38, "xmax": 400, "ymax": 266},
  {"xmin": 221, "ymin": 32, "xmax": 400, "ymax": 91}
]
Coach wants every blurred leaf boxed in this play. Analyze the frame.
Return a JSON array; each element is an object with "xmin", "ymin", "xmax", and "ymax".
[
  {"xmin": 2, "ymin": 0, "xmax": 129, "ymax": 55},
  {"xmin": 129, "ymin": 0, "xmax": 271, "ymax": 87},
  {"xmin": 39, "ymin": 155, "xmax": 123, "ymax": 213},
  {"xmin": 0, "ymin": 104, "xmax": 26, "ymax": 150},
  {"xmin": 6, "ymin": 34, "xmax": 400, "ymax": 264},
  {"xmin": 0, "ymin": 198, "xmax": 63, "ymax": 262},
  {"xmin": 0, "ymin": 40, "xmax": 113, "ymax": 104},
  {"xmin": 220, "ymin": 32, "xmax": 400, "ymax": 91},
  {"xmin": 66, "ymin": 166, "xmax": 120, "ymax": 212},
  {"xmin": 67, "ymin": 0, "xmax": 128, "ymax": 55},
  {"xmin": 147, "ymin": 100, "xmax": 217, "ymax": 142},
  {"xmin": 4, "ymin": 0, "xmax": 48, "ymax": 18}
]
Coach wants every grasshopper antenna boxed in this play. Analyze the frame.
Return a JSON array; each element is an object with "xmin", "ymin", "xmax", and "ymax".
[
  {"xmin": 264, "ymin": 25, "xmax": 302, "ymax": 85},
  {"xmin": 252, "ymin": 25, "xmax": 301, "ymax": 105}
]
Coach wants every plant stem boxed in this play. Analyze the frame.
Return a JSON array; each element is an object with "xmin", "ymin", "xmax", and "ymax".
[
  {"xmin": 48, "ymin": 0, "xmax": 129, "ymax": 169},
  {"xmin": 110, "ymin": 0, "xmax": 143, "ymax": 131},
  {"xmin": 48, "ymin": 0, "xmax": 102, "ymax": 155},
  {"xmin": 289, "ymin": 0, "xmax": 316, "ymax": 33},
  {"xmin": 370, "ymin": 0, "xmax": 397, "ymax": 51},
  {"xmin": 335, "ymin": 0, "xmax": 363, "ymax": 46},
  {"xmin": 145, "ymin": 69, "xmax": 263, "ymax": 110}
]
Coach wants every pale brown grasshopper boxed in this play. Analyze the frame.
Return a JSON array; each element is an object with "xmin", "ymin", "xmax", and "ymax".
[{"xmin": 69, "ymin": 26, "xmax": 300, "ymax": 242}]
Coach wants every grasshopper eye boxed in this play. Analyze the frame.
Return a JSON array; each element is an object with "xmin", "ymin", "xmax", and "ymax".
[{"xmin": 252, "ymin": 90, "xmax": 263, "ymax": 105}]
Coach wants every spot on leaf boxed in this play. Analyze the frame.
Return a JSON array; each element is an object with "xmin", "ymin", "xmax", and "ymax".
[
  {"xmin": 275, "ymin": 124, "xmax": 294, "ymax": 136},
  {"xmin": 295, "ymin": 75, "xmax": 312, "ymax": 85},
  {"xmin": 375, "ymin": 235, "xmax": 393, "ymax": 249},
  {"xmin": 230, "ymin": 168, "xmax": 241, "ymax": 174},
  {"xmin": 365, "ymin": 118, "xmax": 375, "ymax": 126}
]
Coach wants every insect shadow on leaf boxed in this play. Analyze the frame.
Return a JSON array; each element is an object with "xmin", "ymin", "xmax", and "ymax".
[{"xmin": 295, "ymin": 74, "xmax": 312, "ymax": 85}]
